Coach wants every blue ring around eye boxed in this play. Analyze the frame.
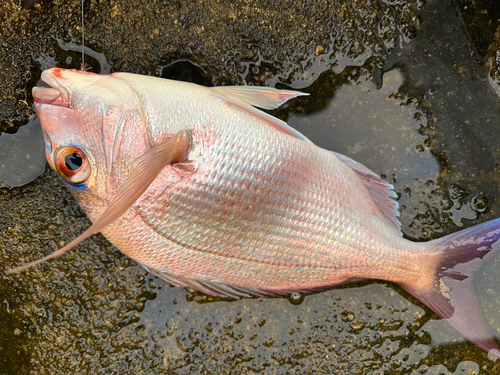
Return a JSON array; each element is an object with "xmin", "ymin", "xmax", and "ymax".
[
  {"xmin": 44, "ymin": 139, "xmax": 52, "ymax": 155},
  {"xmin": 62, "ymin": 179, "xmax": 88, "ymax": 190}
]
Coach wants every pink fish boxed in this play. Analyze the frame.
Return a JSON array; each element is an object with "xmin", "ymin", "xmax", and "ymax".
[{"xmin": 12, "ymin": 67, "xmax": 500, "ymax": 356}]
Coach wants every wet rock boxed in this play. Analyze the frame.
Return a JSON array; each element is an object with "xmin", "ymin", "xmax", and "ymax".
[
  {"xmin": 3, "ymin": 0, "xmax": 500, "ymax": 373},
  {"xmin": 454, "ymin": 0, "xmax": 500, "ymax": 101},
  {"xmin": 454, "ymin": 0, "xmax": 500, "ymax": 60},
  {"xmin": 0, "ymin": 0, "xmax": 424, "ymax": 134}
]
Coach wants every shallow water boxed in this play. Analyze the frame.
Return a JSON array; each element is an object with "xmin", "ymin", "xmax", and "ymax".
[
  {"xmin": 0, "ymin": 117, "xmax": 45, "ymax": 188},
  {"xmin": 2, "ymin": 0, "xmax": 500, "ymax": 373}
]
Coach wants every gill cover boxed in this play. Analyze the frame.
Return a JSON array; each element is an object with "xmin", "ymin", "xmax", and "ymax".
[{"xmin": 6, "ymin": 131, "xmax": 190, "ymax": 275}]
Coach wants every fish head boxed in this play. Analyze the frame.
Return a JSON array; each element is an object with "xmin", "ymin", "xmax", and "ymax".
[{"xmin": 32, "ymin": 68, "xmax": 150, "ymax": 219}]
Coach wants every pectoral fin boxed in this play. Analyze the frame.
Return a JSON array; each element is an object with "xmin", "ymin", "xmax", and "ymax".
[{"xmin": 6, "ymin": 130, "xmax": 190, "ymax": 275}]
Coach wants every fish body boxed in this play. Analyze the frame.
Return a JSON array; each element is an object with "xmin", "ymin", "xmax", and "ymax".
[
  {"xmin": 95, "ymin": 75, "xmax": 421, "ymax": 291},
  {"xmin": 31, "ymin": 68, "xmax": 500, "ymax": 355}
]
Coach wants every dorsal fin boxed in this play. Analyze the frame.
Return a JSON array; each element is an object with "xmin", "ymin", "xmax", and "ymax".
[
  {"xmin": 210, "ymin": 85, "xmax": 308, "ymax": 110},
  {"xmin": 334, "ymin": 152, "xmax": 401, "ymax": 235},
  {"xmin": 211, "ymin": 92, "xmax": 312, "ymax": 144}
]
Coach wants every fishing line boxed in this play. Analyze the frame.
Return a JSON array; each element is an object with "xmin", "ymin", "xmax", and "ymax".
[{"xmin": 81, "ymin": 0, "xmax": 85, "ymax": 71}]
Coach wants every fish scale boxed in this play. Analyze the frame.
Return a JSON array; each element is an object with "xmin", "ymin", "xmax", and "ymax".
[
  {"xmin": 130, "ymin": 104, "xmax": 413, "ymax": 289},
  {"xmin": 28, "ymin": 68, "xmax": 500, "ymax": 355}
]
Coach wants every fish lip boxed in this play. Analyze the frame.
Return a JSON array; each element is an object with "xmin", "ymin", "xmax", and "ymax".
[
  {"xmin": 32, "ymin": 87, "xmax": 69, "ymax": 106},
  {"xmin": 32, "ymin": 69, "xmax": 72, "ymax": 107},
  {"xmin": 32, "ymin": 72, "xmax": 70, "ymax": 107}
]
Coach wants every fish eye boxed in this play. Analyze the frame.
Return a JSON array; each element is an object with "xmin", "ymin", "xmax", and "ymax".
[{"xmin": 54, "ymin": 146, "xmax": 91, "ymax": 185}]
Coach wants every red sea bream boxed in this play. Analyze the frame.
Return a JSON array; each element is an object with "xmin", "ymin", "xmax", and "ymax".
[{"xmin": 18, "ymin": 68, "xmax": 500, "ymax": 357}]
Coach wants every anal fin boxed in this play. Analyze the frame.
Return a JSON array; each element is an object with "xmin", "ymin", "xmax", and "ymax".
[
  {"xmin": 147, "ymin": 268, "xmax": 278, "ymax": 298},
  {"xmin": 146, "ymin": 268, "xmax": 337, "ymax": 299}
]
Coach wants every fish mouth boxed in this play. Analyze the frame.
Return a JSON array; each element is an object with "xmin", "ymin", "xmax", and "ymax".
[
  {"xmin": 32, "ymin": 86, "xmax": 69, "ymax": 107},
  {"xmin": 32, "ymin": 70, "xmax": 70, "ymax": 107}
]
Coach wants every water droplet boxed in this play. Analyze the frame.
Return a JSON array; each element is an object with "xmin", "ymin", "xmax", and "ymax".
[{"xmin": 287, "ymin": 292, "xmax": 305, "ymax": 305}]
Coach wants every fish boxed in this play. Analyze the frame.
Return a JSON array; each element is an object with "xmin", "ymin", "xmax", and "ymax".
[{"xmin": 12, "ymin": 67, "xmax": 500, "ymax": 357}]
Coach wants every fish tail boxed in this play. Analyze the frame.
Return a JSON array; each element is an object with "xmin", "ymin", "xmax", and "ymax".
[{"xmin": 401, "ymin": 217, "xmax": 500, "ymax": 357}]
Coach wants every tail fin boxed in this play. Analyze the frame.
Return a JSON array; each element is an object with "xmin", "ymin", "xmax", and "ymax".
[{"xmin": 401, "ymin": 218, "xmax": 500, "ymax": 357}]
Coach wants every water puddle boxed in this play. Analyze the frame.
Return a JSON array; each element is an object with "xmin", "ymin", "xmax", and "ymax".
[
  {"xmin": 0, "ymin": 117, "xmax": 45, "ymax": 188},
  {"xmin": 288, "ymin": 68, "xmax": 440, "ymax": 188}
]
